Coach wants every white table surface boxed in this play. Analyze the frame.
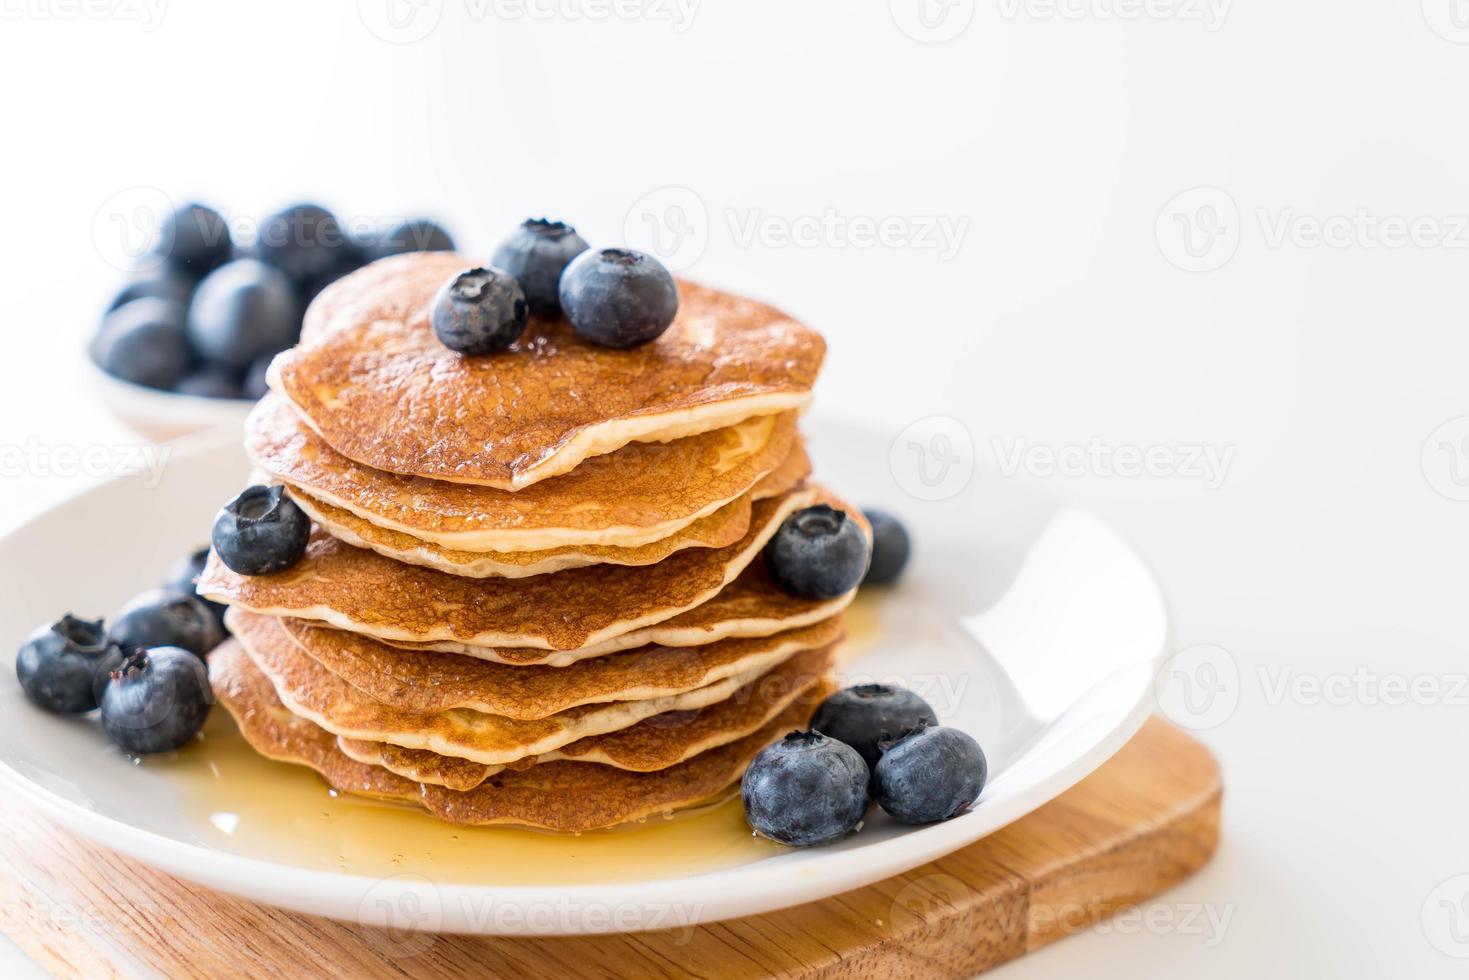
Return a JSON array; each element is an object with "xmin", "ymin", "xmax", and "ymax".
[{"xmin": 2, "ymin": 2, "xmax": 1467, "ymax": 975}]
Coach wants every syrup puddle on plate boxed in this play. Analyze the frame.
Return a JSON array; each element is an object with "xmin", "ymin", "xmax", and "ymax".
[{"xmin": 153, "ymin": 594, "xmax": 882, "ymax": 886}]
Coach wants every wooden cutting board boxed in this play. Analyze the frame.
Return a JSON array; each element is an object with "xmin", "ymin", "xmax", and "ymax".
[{"xmin": 0, "ymin": 718, "xmax": 1219, "ymax": 978}]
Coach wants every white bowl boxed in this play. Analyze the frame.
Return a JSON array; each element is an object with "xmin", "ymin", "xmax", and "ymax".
[
  {"xmin": 0, "ymin": 414, "xmax": 1169, "ymax": 935},
  {"xmin": 83, "ymin": 357, "xmax": 254, "ymax": 443}
]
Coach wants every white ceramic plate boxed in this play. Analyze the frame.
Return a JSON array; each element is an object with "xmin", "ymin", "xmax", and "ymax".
[
  {"xmin": 82, "ymin": 357, "xmax": 255, "ymax": 442},
  {"xmin": 0, "ymin": 416, "xmax": 1168, "ymax": 935}
]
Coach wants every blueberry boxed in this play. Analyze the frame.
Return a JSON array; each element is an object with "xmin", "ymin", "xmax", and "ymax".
[
  {"xmin": 430, "ymin": 267, "xmax": 527, "ymax": 355},
  {"xmin": 764, "ymin": 505, "xmax": 871, "ymax": 600},
  {"xmin": 558, "ymin": 247, "xmax": 679, "ymax": 349},
  {"xmin": 873, "ymin": 725, "xmax": 987, "ymax": 825},
  {"xmin": 253, "ymin": 203, "xmax": 351, "ymax": 289},
  {"xmin": 810, "ymin": 684, "xmax": 937, "ymax": 772},
  {"xmin": 109, "ymin": 588, "xmax": 224, "ymax": 660},
  {"xmin": 173, "ymin": 366, "xmax": 243, "ymax": 400},
  {"xmin": 91, "ymin": 298, "xmax": 192, "ymax": 389},
  {"xmin": 241, "ymin": 353, "xmax": 273, "ymax": 400},
  {"xmin": 100, "ymin": 648, "xmax": 212, "ymax": 755},
  {"xmin": 212, "ymin": 485, "xmax": 310, "ymax": 575},
  {"xmin": 162, "ymin": 546, "xmax": 229, "ymax": 635},
  {"xmin": 742, "ymin": 730, "xmax": 869, "ymax": 846},
  {"xmin": 491, "ymin": 218, "xmax": 588, "ymax": 316},
  {"xmin": 154, "ymin": 203, "xmax": 233, "ymax": 277},
  {"xmin": 105, "ymin": 264, "xmax": 195, "ymax": 313},
  {"xmin": 187, "ymin": 259, "xmax": 300, "ymax": 371},
  {"xmin": 862, "ymin": 510, "xmax": 911, "ymax": 587},
  {"xmin": 369, "ymin": 218, "xmax": 455, "ymax": 262},
  {"xmin": 15, "ymin": 614, "xmax": 124, "ymax": 714}
]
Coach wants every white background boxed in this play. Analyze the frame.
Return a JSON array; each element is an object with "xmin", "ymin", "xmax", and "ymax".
[{"xmin": 2, "ymin": 0, "xmax": 1469, "ymax": 975}]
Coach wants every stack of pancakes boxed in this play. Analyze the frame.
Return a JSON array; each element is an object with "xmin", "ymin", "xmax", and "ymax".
[{"xmin": 199, "ymin": 252, "xmax": 862, "ymax": 833}]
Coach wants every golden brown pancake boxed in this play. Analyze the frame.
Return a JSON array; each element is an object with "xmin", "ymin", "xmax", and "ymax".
[
  {"xmin": 381, "ymin": 559, "xmax": 858, "ymax": 665},
  {"xmin": 334, "ymin": 661, "xmax": 835, "ymax": 791},
  {"xmin": 247, "ymin": 392, "xmax": 804, "ymax": 552},
  {"xmin": 228, "ymin": 610, "xmax": 828, "ymax": 767},
  {"xmin": 283, "ymin": 442, "xmax": 811, "ymax": 579},
  {"xmin": 200, "ymin": 486, "xmax": 861, "ymax": 654},
  {"xmin": 271, "ymin": 252, "xmax": 826, "ymax": 489},
  {"xmin": 277, "ymin": 610, "xmax": 843, "ymax": 717},
  {"xmin": 210, "ymin": 639, "xmax": 823, "ymax": 831}
]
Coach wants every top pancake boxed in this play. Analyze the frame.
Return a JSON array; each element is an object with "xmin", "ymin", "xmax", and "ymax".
[
  {"xmin": 248, "ymin": 392, "xmax": 803, "ymax": 552},
  {"xmin": 272, "ymin": 252, "xmax": 826, "ymax": 489}
]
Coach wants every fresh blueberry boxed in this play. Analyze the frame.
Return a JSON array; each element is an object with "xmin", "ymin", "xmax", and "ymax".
[
  {"xmin": 764, "ymin": 505, "xmax": 871, "ymax": 600},
  {"xmin": 253, "ymin": 203, "xmax": 351, "ymax": 290},
  {"xmin": 212, "ymin": 485, "xmax": 311, "ymax": 575},
  {"xmin": 742, "ymin": 730, "xmax": 869, "ymax": 846},
  {"xmin": 15, "ymin": 615, "xmax": 124, "ymax": 714},
  {"xmin": 873, "ymin": 725, "xmax": 987, "ymax": 825},
  {"xmin": 187, "ymin": 259, "xmax": 300, "ymax": 370},
  {"xmin": 862, "ymin": 510, "xmax": 911, "ymax": 587},
  {"xmin": 109, "ymin": 588, "xmax": 224, "ymax": 660},
  {"xmin": 430, "ymin": 267, "xmax": 527, "ymax": 356},
  {"xmin": 163, "ymin": 546, "xmax": 229, "ymax": 635},
  {"xmin": 370, "ymin": 218, "xmax": 455, "ymax": 262},
  {"xmin": 491, "ymin": 218, "xmax": 588, "ymax": 316},
  {"xmin": 810, "ymin": 684, "xmax": 937, "ymax": 772},
  {"xmin": 100, "ymin": 647, "xmax": 212, "ymax": 755},
  {"xmin": 242, "ymin": 353, "xmax": 273, "ymax": 400},
  {"xmin": 105, "ymin": 264, "xmax": 195, "ymax": 313},
  {"xmin": 558, "ymin": 247, "xmax": 679, "ymax": 349},
  {"xmin": 154, "ymin": 203, "xmax": 233, "ymax": 277},
  {"xmin": 173, "ymin": 366, "xmax": 243, "ymax": 400},
  {"xmin": 91, "ymin": 298, "xmax": 192, "ymax": 389}
]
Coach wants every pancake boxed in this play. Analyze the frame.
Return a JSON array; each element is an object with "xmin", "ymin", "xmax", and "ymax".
[
  {"xmin": 284, "ymin": 442, "xmax": 811, "ymax": 579},
  {"xmin": 248, "ymin": 392, "xmax": 805, "ymax": 552},
  {"xmin": 200, "ymin": 486, "xmax": 859, "ymax": 654},
  {"xmin": 228, "ymin": 610, "xmax": 827, "ymax": 767},
  {"xmin": 271, "ymin": 251, "xmax": 825, "ymax": 489},
  {"xmin": 211, "ymin": 639, "xmax": 823, "ymax": 831},
  {"xmin": 335, "ymin": 659, "xmax": 835, "ymax": 791},
  {"xmin": 382, "ymin": 559, "xmax": 858, "ymax": 665},
  {"xmin": 277, "ymin": 610, "xmax": 844, "ymax": 717}
]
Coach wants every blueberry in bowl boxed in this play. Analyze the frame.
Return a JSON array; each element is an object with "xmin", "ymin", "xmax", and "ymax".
[
  {"xmin": 873, "ymin": 724, "xmax": 988, "ymax": 825},
  {"xmin": 153, "ymin": 202, "xmax": 233, "ymax": 278},
  {"xmin": 741, "ymin": 730, "xmax": 869, "ymax": 846},
  {"xmin": 430, "ymin": 267, "xmax": 528, "ymax": 356},
  {"xmin": 109, "ymin": 589, "xmax": 224, "ymax": 660},
  {"xmin": 559, "ymin": 247, "xmax": 679, "ymax": 349},
  {"xmin": 187, "ymin": 258, "xmax": 300, "ymax": 372},
  {"xmin": 492, "ymin": 218, "xmax": 589, "ymax": 316},
  {"xmin": 764, "ymin": 505, "xmax": 871, "ymax": 600},
  {"xmin": 212, "ymin": 485, "xmax": 311, "ymax": 575},
  {"xmin": 368, "ymin": 218, "xmax": 456, "ymax": 262},
  {"xmin": 15, "ymin": 614, "xmax": 124, "ymax": 714},
  {"xmin": 90, "ymin": 298, "xmax": 192, "ymax": 390},
  {"xmin": 100, "ymin": 647, "xmax": 212, "ymax": 755},
  {"xmin": 810, "ymin": 684, "xmax": 937, "ymax": 773}
]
